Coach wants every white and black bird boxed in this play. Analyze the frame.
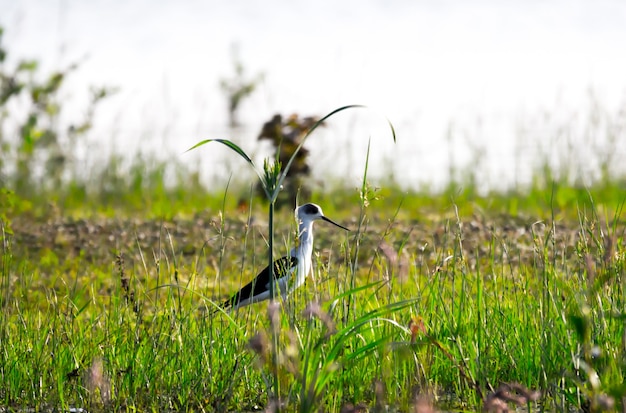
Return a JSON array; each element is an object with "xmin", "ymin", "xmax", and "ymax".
[{"xmin": 218, "ymin": 203, "xmax": 349, "ymax": 311}]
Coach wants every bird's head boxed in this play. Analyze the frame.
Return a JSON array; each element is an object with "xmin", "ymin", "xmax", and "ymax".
[{"xmin": 296, "ymin": 203, "xmax": 350, "ymax": 231}]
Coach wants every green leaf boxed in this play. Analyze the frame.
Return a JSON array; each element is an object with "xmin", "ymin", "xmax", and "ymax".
[
  {"xmin": 186, "ymin": 138, "xmax": 272, "ymax": 199},
  {"xmin": 186, "ymin": 139, "xmax": 254, "ymax": 165}
]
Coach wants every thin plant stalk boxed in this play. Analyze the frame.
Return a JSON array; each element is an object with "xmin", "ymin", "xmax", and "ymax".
[
  {"xmin": 267, "ymin": 198, "xmax": 280, "ymax": 403},
  {"xmin": 346, "ymin": 138, "xmax": 372, "ymax": 324}
]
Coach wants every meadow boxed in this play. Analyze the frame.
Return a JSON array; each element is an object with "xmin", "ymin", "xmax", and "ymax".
[
  {"xmin": 1, "ymin": 139, "xmax": 625, "ymax": 412},
  {"xmin": 1, "ymin": 28, "xmax": 625, "ymax": 412}
]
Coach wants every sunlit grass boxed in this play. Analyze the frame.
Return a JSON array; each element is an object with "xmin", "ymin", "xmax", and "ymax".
[
  {"xmin": 2, "ymin": 168, "xmax": 625, "ymax": 411},
  {"xmin": 1, "ymin": 105, "xmax": 625, "ymax": 411}
]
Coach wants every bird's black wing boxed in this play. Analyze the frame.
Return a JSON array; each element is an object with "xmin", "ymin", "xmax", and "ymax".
[{"xmin": 220, "ymin": 256, "xmax": 298, "ymax": 310}]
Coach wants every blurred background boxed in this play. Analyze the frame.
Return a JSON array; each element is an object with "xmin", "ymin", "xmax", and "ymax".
[{"xmin": 1, "ymin": 0, "xmax": 625, "ymax": 196}]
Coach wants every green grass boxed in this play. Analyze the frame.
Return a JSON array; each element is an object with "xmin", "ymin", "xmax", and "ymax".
[
  {"xmin": 1, "ymin": 108, "xmax": 625, "ymax": 413},
  {"xmin": 1, "ymin": 170, "xmax": 625, "ymax": 411}
]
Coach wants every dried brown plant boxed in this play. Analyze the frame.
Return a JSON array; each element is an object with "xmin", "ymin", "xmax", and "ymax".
[
  {"xmin": 377, "ymin": 240, "xmax": 409, "ymax": 281},
  {"xmin": 248, "ymin": 332, "xmax": 270, "ymax": 365},
  {"xmin": 483, "ymin": 383, "xmax": 540, "ymax": 412},
  {"xmin": 412, "ymin": 394, "xmax": 437, "ymax": 413},
  {"xmin": 302, "ymin": 301, "xmax": 337, "ymax": 337},
  {"xmin": 84, "ymin": 357, "xmax": 111, "ymax": 405},
  {"xmin": 340, "ymin": 402, "xmax": 369, "ymax": 413}
]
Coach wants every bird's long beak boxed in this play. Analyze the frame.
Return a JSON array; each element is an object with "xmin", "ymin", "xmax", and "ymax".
[{"xmin": 321, "ymin": 216, "xmax": 350, "ymax": 231}]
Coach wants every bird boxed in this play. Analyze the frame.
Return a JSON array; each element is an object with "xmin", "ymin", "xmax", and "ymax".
[{"xmin": 217, "ymin": 203, "xmax": 349, "ymax": 312}]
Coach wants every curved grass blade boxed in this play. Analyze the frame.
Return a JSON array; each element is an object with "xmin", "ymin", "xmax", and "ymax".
[
  {"xmin": 186, "ymin": 138, "xmax": 271, "ymax": 197},
  {"xmin": 326, "ymin": 298, "xmax": 417, "ymax": 361},
  {"xmin": 185, "ymin": 139, "xmax": 254, "ymax": 165},
  {"xmin": 303, "ymin": 299, "xmax": 416, "ymax": 408},
  {"xmin": 272, "ymin": 104, "xmax": 396, "ymax": 202},
  {"xmin": 330, "ymin": 280, "xmax": 384, "ymax": 302}
]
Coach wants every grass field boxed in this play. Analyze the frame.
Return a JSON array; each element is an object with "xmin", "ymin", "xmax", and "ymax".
[{"xmin": 1, "ymin": 160, "xmax": 625, "ymax": 412}]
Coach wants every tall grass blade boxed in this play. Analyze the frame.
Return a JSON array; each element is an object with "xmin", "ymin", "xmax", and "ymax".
[
  {"xmin": 185, "ymin": 139, "xmax": 253, "ymax": 165},
  {"xmin": 272, "ymin": 105, "xmax": 396, "ymax": 202},
  {"xmin": 186, "ymin": 138, "xmax": 271, "ymax": 198}
]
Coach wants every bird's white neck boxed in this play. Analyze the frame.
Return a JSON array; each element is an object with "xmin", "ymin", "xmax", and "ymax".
[{"xmin": 290, "ymin": 219, "xmax": 315, "ymax": 290}]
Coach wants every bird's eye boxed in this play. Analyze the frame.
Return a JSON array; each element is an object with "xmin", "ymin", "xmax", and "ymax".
[{"xmin": 304, "ymin": 204, "xmax": 319, "ymax": 215}]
